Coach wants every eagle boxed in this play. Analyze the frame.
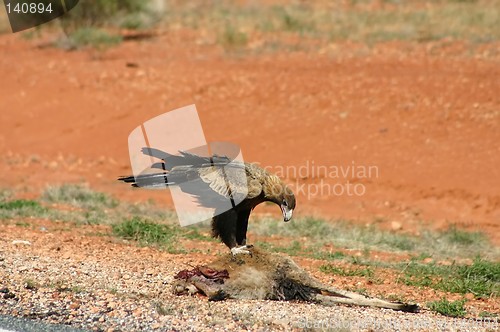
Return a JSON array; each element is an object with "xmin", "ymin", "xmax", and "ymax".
[{"xmin": 118, "ymin": 148, "xmax": 296, "ymax": 255}]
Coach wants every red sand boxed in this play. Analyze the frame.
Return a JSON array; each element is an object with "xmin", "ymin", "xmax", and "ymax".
[{"xmin": 0, "ymin": 32, "xmax": 498, "ymax": 244}]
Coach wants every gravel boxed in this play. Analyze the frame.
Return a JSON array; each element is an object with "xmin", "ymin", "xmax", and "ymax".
[
  {"xmin": 0, "ymin": 223, "xmax": 498, "ymax": 331},
  {"xmin": 0, "ymin": 314, "xmax": 87, "ymax": 332}
]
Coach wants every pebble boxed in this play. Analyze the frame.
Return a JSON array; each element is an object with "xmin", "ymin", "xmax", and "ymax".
[
  {"xmin": 12, "ymin": 240, "xmax": 31, "ymax": 246},
  {"xmin": 391, "ymin": 221, "xmax": 403, "ymax": 231}
]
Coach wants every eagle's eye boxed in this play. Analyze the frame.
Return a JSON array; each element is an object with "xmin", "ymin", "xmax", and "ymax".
[{"xmin": 282, "ymin": 199, "xmax": 288, "ymax": 207}]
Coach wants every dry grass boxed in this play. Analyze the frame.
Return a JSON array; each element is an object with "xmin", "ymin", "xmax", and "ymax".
[{"xmin": 162, "ymin": 0, "xmax": 500, "ymax": 50}]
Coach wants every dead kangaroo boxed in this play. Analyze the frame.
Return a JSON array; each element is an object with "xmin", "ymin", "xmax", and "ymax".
[{"xmin": 172, "ymin": 248, "xmax": 419, "ymax": 313}]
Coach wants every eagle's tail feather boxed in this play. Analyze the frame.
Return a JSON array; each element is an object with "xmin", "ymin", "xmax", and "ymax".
[{"xmin": 118, "ymin": 173, "xmax": 176, "ymax": 189}]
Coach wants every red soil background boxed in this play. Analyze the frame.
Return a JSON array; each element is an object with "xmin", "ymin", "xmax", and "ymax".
[{"xmin": 0, "ymin": 29, "xmax": 499, "ymax": 245}]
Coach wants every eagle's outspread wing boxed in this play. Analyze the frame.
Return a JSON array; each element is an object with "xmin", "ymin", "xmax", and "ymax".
[
  {"xmin": 118, "ymin": 148, "xmax": 295, "ymax": 255},
  {"xmin": 119, "ymin": 149, "xmax": 249, "ymax": 207}
]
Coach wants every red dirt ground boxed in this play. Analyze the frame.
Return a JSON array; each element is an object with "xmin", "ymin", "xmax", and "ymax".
[{"xmin": 1, "ymin": 30, "xmax": 498, "ymax": 244}]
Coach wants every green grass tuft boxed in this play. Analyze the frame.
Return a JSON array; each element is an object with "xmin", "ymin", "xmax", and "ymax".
[
  {"xmin": 255, "ymin": 240, "xmax": 306, "ymax": 256},
  {"xmin": 112, "ymin": 217, "xmax": 183, "ymax": 253},
  {"xmin": 218, "ymin": 24, "xmax": 248, "ymax": 50},
  {"xmin": 479, "ymin": 311, "xmax": 498, "ymax": 318},
  {"xmin": 0, "ymin": 199, "xmax": 43, "ymax": 210},
  {"xmin": 320, "ymin": 264, "xmax": 374, "ymax": 278},
  {"xmin": 427, "ymin": 298, "xmax": 467, "ymax": 317},
  {"xmin": 442, "ymin": 225, "xmax": 485, "ymax": 245},
  {"xmin": 401, "ymin": 257, "xmax": 499, "ymax": 298},
  {"xmin": 0, "ymin": 199, "xmax": 48, "ymax": 219}
]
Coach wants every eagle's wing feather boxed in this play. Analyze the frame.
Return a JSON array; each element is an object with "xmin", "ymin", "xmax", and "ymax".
[
  {"xmin": 120, "ymin": 149, "xmax": 265, "ymax": 209},
  {"xmin": 197, "ymin": 163, "xmax": 253, "ymax": 203}
]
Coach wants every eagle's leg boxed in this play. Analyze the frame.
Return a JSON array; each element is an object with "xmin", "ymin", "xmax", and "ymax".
[
  {"xmin": 212, "ymin": 209, "xmax": 253, "ymax": 256},
  {"xmin": 235, "ymin": 209, "xmax": 251, "ymax": 247},
  {"xmin": 212, "ymin": 211, "xmax": 248, "ymax": 255},
  {"xmin": 230, "ymin": 210, "xmax": 253, "ymax": 255}
]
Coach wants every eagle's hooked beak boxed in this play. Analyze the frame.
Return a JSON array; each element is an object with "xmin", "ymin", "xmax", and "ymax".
[{"xmin": 281, "ymin": 204, "xmax": 293, "ymax": 222}]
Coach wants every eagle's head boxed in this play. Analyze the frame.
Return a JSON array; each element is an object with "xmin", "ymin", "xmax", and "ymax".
[
  {"xmin": 279, "ymin": 187, "xmax": 296, "ymax": 222},
  {"xmin": 264, "ymin": 175, "xmax": 296, "ymax": 222}
]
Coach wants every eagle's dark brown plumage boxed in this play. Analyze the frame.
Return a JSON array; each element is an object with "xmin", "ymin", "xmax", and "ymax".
[{"xmin": 118, "ymin": 148, "xmax": 296, "ymax": 255}]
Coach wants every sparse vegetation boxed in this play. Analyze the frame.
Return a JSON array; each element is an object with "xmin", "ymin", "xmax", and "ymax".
[
  {"xmin": 320, "ymin": 264, "xmax": 374, "ymax": 278},
  {"xmin": 38, "ymin": 0, "xmax": 157, "ymax": 49},
  {"xmin": 0, "ymin": 188, "xmax": 12, "ymax": 201},
  {"xmin": 479, "ymin": 311, "xmax": 498, "ymax": 318},
  {"xmin": 2, "ymin": 185, "xmax": 498, "ymax": 302},
  {"xmin": 59, "ymin": 0, "xmax": 152, "ymax": 33},
  {"xmin": 112, "ymin": 217, "xmax": 184, "ymax": 253},
  {"xmin": 443, "ymin": 225, "xmax": 485, "ymax": 245},
  {"xmin": 164, "ymin": 0, "xmax": 500, "ymax": 52},
  {"xmin": 13, "ymin": 0, "xmax": 500, "ymax": 52},
  {"xmin": 255, "ymin": 240, "xmax": 306, "ymax": 256},
  {"xmin": 218, "ymin": 24, "xmax": 248, "ymax": 50},
  {"xmin": 0, "ymin": 199, "xmax": 48, "ymax": 220},
  {"xmin": 400, "ymin": 257, "xmax": 499, "ymax": 298},
  {"xmin": 253, "ymin": 216, "xmax": 495, "ymax": 259},
  {"xmin": 42, "ymin": 184, "xmax": 118, "ymax": 224},
  {"xmin": 154, "ymin": 302, "xmax": 175, "ymax": 316},
  {"xmin": 42, "ymin": 184, "xmax": 118, "ymax": 209},
  {"xmin": 112, "ymin": 216, "xmax": 176, "ymax": 243},
  {"xmin": 0, "ymin": 199, "xmax": 45, "ymax": 212},
  {"xmin": 427, "ymin": 298, "xmax": 467, "ymax": 317},
  {"xmin": 65, "ymin": 27, "xmax": 123, "ymax": 50},
  {"xmin": 313, "ymin": 251, "xmax": 347, "ymax": 261},
  {"xmin": 24, "ymin": 279, "xmax": 39, "ymax": 291}
]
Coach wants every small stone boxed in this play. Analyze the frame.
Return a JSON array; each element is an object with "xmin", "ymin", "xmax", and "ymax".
[
  {"xmin": 96, "ymin": 300, "xmax": 107, "ymax": 307},
  {"xmin": 12, "ymin": 240, "xmax": 31, "ymax": 246},
  {"xmin": 69, "ymin": 302, "xmax": 80, "ymax": 310},
  {"xmin": 48, "ymin": 161, "xmax": 58, "ymax": 170},
  {"xmin": 3, "ymin": 292, "xmax": 15, "ymax": 299},
  {"xmin": 391, "ymin": 221, "xmax": 403, "ymax": 231},
  {"xmin": 438, "ymin": 260, "xmax": 452, "ymax": 266}
]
